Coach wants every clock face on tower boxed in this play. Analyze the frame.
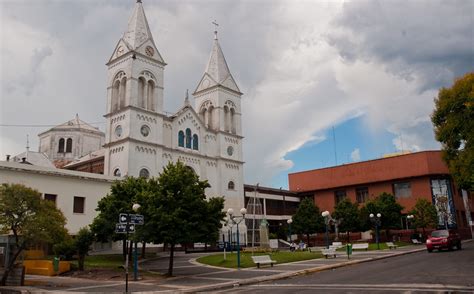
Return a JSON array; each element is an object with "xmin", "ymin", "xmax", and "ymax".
[
  {"xmin": 145, "ymin": 46, "xmax": 154, "ymax": 57},
  {"xmin": 114, "ymin": 125, "xmax": 123, "ymax": 138}
]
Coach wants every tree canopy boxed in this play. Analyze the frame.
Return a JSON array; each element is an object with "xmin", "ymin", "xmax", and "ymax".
[
  {"xmin": 90, "ymin": 177, "xmax": 151, "ymax": 258},
  {"xmin": 410, "ymin": 198, "xmax": 438, "ymax": 237},
  {"xmin": 0, "ymin": 183, "xmax": 68, "ymax": 285},
  {"xmin": 291, "ymin": 197, "xmax": 324, "ymax": 245},
  {"xmin": 362, "ymin": 193, "xmax": 404, "ymax": 230},
  {"xmin": 144, "ymin": 161, "xmax": 225, "ymax": 276},
  {"xmin": 432, "ymin": 72, "xmax": 474, "ymax": 191},
  {"xmin": 333, "ymin": 198, "xmax": 361, "ymax": 238}
]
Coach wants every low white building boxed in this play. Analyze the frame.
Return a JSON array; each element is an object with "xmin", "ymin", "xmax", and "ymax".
[{"xmin": 0, "ymin": 161, "xmax": 113, "ymax": 235}]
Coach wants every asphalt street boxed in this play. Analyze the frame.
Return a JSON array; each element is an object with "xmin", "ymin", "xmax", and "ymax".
[{"xmin": 222, "ymin": 241, "xmax": 474, "ymax": 293}]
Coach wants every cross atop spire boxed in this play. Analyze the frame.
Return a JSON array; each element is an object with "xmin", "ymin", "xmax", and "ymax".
[{"xmin": 212, "ymin": 21, "xmax": 219, "ymax": 40}]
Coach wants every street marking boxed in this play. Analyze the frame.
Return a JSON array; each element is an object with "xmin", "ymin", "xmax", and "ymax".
[
  {"xmin": 63, "ymin": 282, "xmax": 124, "ymax": 291},
  {"xmin": 249, "ymin": 283, "xmax": 474, "ymax": 292},
  {"xmin": 192, "ymin": 276, "xmax": 240, "ymax": 281}
]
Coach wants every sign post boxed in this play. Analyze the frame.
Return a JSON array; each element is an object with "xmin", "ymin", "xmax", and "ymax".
[{"xmin": 116, "ymin": 213, "xmax": 144, "ymax": 292}]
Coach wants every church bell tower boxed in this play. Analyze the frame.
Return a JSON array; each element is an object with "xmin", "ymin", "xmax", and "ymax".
[{"xmin": 103, "ymin": 0, "xmax": 166, "ymax": 178}]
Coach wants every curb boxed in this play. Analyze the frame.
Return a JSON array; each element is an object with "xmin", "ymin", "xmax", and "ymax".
[{"xmin": 181, "ymin": 247, "xmax": 428, "ymax": 293}]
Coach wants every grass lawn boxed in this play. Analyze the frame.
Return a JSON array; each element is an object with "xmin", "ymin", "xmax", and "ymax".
[
  {"xmin": 197, "ymin": 251, "xmax": 323, "ymax": 268},
  {"xmin": 69, "ymin": 254, "xmax": 124, "ymax": 269}
]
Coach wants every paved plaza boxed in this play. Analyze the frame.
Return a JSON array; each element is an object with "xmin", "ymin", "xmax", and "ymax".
[{"xmin": 2, "ymin": 243, "xmax": 447, "ymax": 293}]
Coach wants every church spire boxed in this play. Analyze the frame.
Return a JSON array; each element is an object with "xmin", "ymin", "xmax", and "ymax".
[
  {"xmin": 193, "ymin": 29, "xmax": 241, "ymax": 95},
  {"xmin": 123, "ymin": 0, "xmax": 154, "ymax": 50}
]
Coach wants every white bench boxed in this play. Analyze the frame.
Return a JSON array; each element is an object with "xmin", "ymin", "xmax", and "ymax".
[
  {"xmin": 321, "ymin": 248, "xmax": 337, "ymax": 258},
  {"xmin": 386, "ymin": 242, "xmax": 398, "ymax": 249},
  {"xmin": 332, "ymin": 242, "xmax": 343, "ymax": 248},
  {"xmin": 411, "ymin": 239, "xmax": 422, "ymax": 245},
  {"xmin": 251, "ymin": 255, "xmax": 276, "ymax": 268},
  {"xmin": 352, "ymin": 243, "xmax": 369, "ymax": 251}
]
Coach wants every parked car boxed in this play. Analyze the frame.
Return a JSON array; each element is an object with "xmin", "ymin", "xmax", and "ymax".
[{"xmin": 426, "ymin": 229, "xmax": 462, "ymax": 252}]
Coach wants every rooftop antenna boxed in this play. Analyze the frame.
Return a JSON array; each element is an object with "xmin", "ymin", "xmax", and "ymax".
[
  {"xmin": 26, "ymin": 134, "xmax": 30, "ymax": 161},
  {"xmin": 212, "ymin": 20, "xmax": 219, "ymax": 39},
  {"xmin": 332, "ymin": 126, "xmax": 338, "ymax": 165}
]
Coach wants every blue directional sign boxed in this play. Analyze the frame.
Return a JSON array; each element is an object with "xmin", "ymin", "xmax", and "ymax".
[
  {"xmin": 115, "ymin": 223, "xmax": 136, "ymax": 234},
  {"xmin": 119, "ymin": 213, "xmax": 144, "ymax": 225}
]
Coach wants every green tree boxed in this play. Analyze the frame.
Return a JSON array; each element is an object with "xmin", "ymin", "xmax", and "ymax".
[
  {"xmin": 333, "ymin": 198, "xmax": 360, "ymax": 243},
  {"xmin": 432, "ymin": 72, "xmax": 474, "ymax": 191},
  {"xmin": 291, "ymin": 197, "xmax": 324, "ymax": 246},
  {"xmin": 361, "ymin": 193, "xmax": 404, "ymax": 240},
  {"xmin": 75, "ymin": 227, "xmax": 94, "ymax": 271},
  {"xmin": 0, "ymin": 184, "xmax": 68, "ymax": 285},
  {"xmin": 145, "ymin": 161, "xmax": 224, "ymax": 276},
  {"xmin": 410, "ymin": 198, "xmax": 438, "ymax": 238},
  {"xmin": 90, "ymin": 177, "xmax": 151, "ymax": 259}
]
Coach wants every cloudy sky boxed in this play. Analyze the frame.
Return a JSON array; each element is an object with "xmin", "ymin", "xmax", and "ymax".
[{"xmin": 1, "ymin": 0, "xmax": 473, "ymax": 189}]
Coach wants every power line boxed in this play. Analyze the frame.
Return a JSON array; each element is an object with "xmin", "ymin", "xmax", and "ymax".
[{"xmin": 0, "ymin": 122, "xmax": 106, "ymax": 128}]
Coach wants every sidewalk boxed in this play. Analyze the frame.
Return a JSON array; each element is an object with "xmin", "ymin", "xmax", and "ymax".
[{"xmin": 2, "ymin": 244, "xmax": 432, "ymax": 293}]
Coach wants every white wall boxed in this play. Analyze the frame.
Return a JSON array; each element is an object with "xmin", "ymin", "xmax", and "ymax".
[{"xmin": 0, "ymin": 161, "xmax": 113, "ymax": 234}]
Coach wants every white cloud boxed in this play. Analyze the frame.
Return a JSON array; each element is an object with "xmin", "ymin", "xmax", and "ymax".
[
  {"xmin": 0, "ymin": 0, "xmax": 469, "ymax": 187},
  {"xmin": 350, "ymin": 148, "xmax": 360, "ymax": 162}
]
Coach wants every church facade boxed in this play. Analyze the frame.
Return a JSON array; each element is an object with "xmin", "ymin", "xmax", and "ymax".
[{"xmin": 102, "ymin": 1, "xmax": 245, "ymax": 211}]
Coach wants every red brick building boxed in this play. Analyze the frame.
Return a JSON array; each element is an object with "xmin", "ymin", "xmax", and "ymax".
[{"xmin": 288, "ymin": 151, "xmax": 473, "ymax": 230}]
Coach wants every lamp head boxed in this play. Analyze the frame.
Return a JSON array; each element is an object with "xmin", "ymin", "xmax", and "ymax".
[
  {"xmin": 377, "ymin": 213, "xmax": 381, "ymax": 218},
  {"xmin": 287, "ymin": 218, "xmax": 292, "ymax": 224},
  {"xmin": 369, "ymin": 213, "xmax": 374, "ymax": 218},
  {"xmin": 322, "ymin": 211, "xmax": 330, "ymax": 217},
  {"xmin": 240, "ymin": 208, "xmax": 247, "ymax": 216},
  {"xmin": 132, "ymin": 203, "xmax": 141, "ymax": 212},
  {"xmin": 227, "ymin": 208, "xmax": 234, "ymax": 216}
]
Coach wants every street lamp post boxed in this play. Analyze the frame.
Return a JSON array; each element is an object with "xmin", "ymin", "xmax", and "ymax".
[
  {"xmin": 407, "ymin": 214, "xmax": 414, "ymax": 230},
  {"xmin": 227, "ymin": 207, "xmax": 247, "ymax": 269},
  {"xmin": 370, "ymin": 213, "xmax": 382, "ymax": 250},
  {"xmin": 124, "ymin": 203, "xmax": 141, "ymax": 292},
  {"xmin": 322, "ymin": 211, "xmax": 331, "ymax": 249},
  {"xmin": 287, "ymin": 218, "xmax": 293, "ymax": 243}
]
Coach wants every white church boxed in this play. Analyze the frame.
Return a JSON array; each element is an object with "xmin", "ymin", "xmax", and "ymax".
[{"xmin": 1, "ymin": 0, "xmax": 298, "ymax": 243}]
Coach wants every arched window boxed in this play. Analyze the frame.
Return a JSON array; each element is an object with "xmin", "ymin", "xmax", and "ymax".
[
  {"xmin": 119, "ymin": 77, "xmax": 126, "ymax": 108},
  {"xmin": 230, "ymin": 108, "xmax": 236, "ymax": 134},
  {"xmin": 178, "ymin": 131, "xmax": 185, "ymax": 147},
  {"xmin": 185, "ymin": 128, "xmax": 192, "ymax": 148},
  {"xmin": 147, "ymin": 80, "xmax": 155, "ymax": 111},
  {"xmin": 192, "ymin": 134, "xmax": 199, "ymax": 150},
  {"xmin": 139, "ymin": 168, "xmax": 150, "ymax": 178},
  {"xmin": 228, "ymin": 181, "xmax": 235, "ymax": 190},
  {"xmin": 113, "ymin": 168, "xmax": 121, "ymax": 177},
  {"xmin": 207, "ymin": 106, "xmax": 214, "ymax": 129},
  {"xmin": 138, "ymin": 77, "xmax": 146, "ymax": 109},
  {"xmin": 224, "ymin": 106, "xmax": 230, "ymax": 132},
  {"xmin": 66, "ymin": 138, "xmax": 73, "ymax": 153},
  {"xmin": 58, "ymin": 138, "xmax": 65, "ymax": 153},
  {"xmin": 112, "ymin": 80, "xmax": 120, "ymax": 112}
]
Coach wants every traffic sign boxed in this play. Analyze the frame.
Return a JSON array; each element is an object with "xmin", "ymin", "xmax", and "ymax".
[
  {"xmin": 115, "ymin": 223, "xmax": 136, "ymax": 233},
  {"xmin": 119, "ymin": 213, "xmax": 144, "ymax": 225}
]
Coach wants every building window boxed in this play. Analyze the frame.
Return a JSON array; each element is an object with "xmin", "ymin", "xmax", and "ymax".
[
  {"xmin": 228, "ymin": 181, "xmax": 235, "ymax": 190},
  {"xmin": 193, "ymin": 134, "xmax": 199, "ymax": 150},
  {"xmin": 334, "ymin": 190, "xmax": 346, "ymax": 204},
  {"xmin": 393, "ymin": 182, "xmax": 411, "ymax": 198},
  {"xmin": 356, "ymin": 187, "xmax": 369, "ymax": 204},
  {"xmin": 73, "ymin": 196, "xmax": 85, "ymax": 214},
  {"xmin": 66, "ymin": 138, "xmax": 73, "ymax": 153},
  {"xmin": 185, "ymin": 128, "xmax": 192, "ymax": 148},
  {"xmin": 139, "ymin": 168, "xmax": 150, "ymax": 178},
  {"xmin": 58, "ymin": 138, "xmax": 65, "ymax": 153},
  {"xmin": 113, "ymin": 168, "xmax": 121, "ymax": 177},
  {"xmin": 178, "ymin": 131, "xmax": 184, "ymax": 147},
  {"xmin": 44, "ymin": 193, "xmax": 57, "ymax": 205}
]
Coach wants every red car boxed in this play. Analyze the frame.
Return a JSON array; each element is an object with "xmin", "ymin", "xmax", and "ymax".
[{"xmin": 426, "ymin": 229, "xmax": 462, "ymax": 252}]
